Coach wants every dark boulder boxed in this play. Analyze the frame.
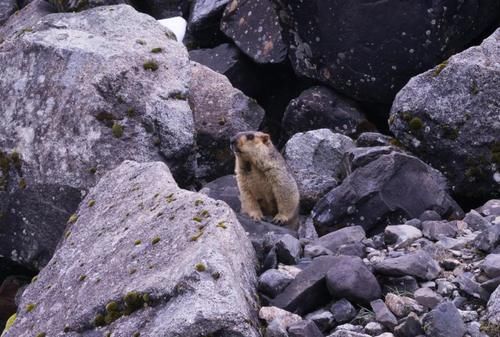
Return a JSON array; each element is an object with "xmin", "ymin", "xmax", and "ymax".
[
  {"xmin": 312, "ymin": 152, "xmax": 463, "ymax": 235},
  {"xmin": 273, "ymin": 0, "xmax": 500, "ymax": 104},
  {"xmin": 136, "ymin": 0, "xmax": 189, "ymax": 19},
  {"xmin": 199, "ymin": 175, "xmax": 240, "ymax": 212},
  {"xmin": 422, "ymin": 302, "xmax": 466, "ymax": 337},
  {"xmin": 47, "ymin": 0, "xmax": 129, "ymax": 12}
]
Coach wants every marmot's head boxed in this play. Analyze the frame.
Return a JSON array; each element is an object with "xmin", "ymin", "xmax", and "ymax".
[{"xmin": 230, "ymin": 131, "xmax": 272, "ymax": 161}]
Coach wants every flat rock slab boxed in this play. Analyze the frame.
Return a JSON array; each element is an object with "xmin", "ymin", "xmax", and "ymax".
[
  {"xmin": 374, "ymin": 250, "xmax": 441, "ymax": 281},
  {"xmin": 4, "ymin": 161, "xmax": 260, "ymax": 337}
]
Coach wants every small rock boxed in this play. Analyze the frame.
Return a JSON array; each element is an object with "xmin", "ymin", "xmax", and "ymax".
[
  {"xmin": 436, "ymin": 279, "xmax": 457, "ymax": 297},
  {"xmin": 440, "ymin": 258, "xmax": 462, "ymax": 271},
  {"xmin": 422, "ymin": 302, "xmax": 466, "ymax": 337},
  {"xmin": 463, "ymin": 209, "xmax": 492, "ymax": 231},
  {"xmin": 276, "ymin": 234, "xmax": 302, "ymax": 265},
  {"xmin": 287, "ymin": 320, "xmax": 324, "ymax": 337},
  {"xmin": 370, "ymin": 299, "xmax": 398, "ymax": 328},
  {"xmin": 330, "ymin": 299, "xmax": 357, "ymax": 324},
  {"xmin": 327, "ymin": 330, "xmax": 372, "ymax": 337},
  {"xmin": 384, "ymin": 225, "xmax": 423, "ymax": 248},
  {"xmin": 374, "ymin": 250, "xmax": 441, "ymax": 280},
  {"xmin": 487, "ymin": 285, "xmax": 500, "ymax": 325},
  {"xmin": 384, "ymin": 293, "xmax": 424, "ymax": 318},
  {"xmin": 419, "ymin": 210, "xmax": 442, "ymax": 222},
  {"xmin": 356, "ymin": 132, "xmax": 393, "ymax": 147},
  {"xmin": 393, "ymin": 312, "xmax": 424, "ymax": 337},
  {"xmin": 459, "ymin": 310, "xmax": 478, "ymax": 323},
  {"xmin": 481, "ymin": 254, "xmax": 500, "ymax": 278},
  {"xmin": 382, "ymin": 276, "xmax": 418, "ymax": 294},
  {"xmin": 422, "ymin": 220, "xmax": 458, "ymax": 241},
  {"xmin": 305, "ymin": 309, "xmax": 335, "ymax": 332},
  {"xmin": 259, "ymin": 306, "xmax": 302, "ymax": 327},
  {"xmin": 477, "ymin": 200, "xmax": 500, "ymax": 217},
  {"xmin": 264, "ymin": 319, "xmax": 288, "ymax": 337},
  {"xmin": 414, "ymin": 287, "xmax": 443, "ymax": 309},
  {"xmin": 326, "ymin": 256, "xmax": 382, "ymax": 303},
  {"xmin": 303, "ymin": 244, "xmax": 333, "ymax": 259},
  {"xmin": 258, "ymin": 269, "xmax": 295, "ymax": 298},
  {"xmin": 313, "ymin": 226, "xmax": 366, "ymax": 255},
  {"xmin": 454, "ymin": 272, "xmax": 490, "ymax": 301},
  {"xmin": 364, "ymin": 322, "xmax": 385, "ymax": 335},
  {"xmin": 475, "ymin": 223, "xmax": 500, "ymax": 253}
]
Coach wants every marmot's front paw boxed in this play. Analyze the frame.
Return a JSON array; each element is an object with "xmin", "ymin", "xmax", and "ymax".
[
  {"xmin": 247, "ymin": 210, "xmax": 263, "ymax": 222},
  {"xmin": 272, "ymin": 214, "xmax": 289, "ymax": 225}
]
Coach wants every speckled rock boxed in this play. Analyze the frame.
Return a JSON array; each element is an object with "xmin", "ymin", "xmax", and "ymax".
[
  {"xmin": 221, "ymin": 0, "xmax": 287, "ymax": 63},
  {"xmin": 0, "ymin": 0, "xmax": 17, "ymax": 26},
  {"xmin": 283, "ymin": 129, "xmax": 354, "ymax": 210},
  {"xmin": 389, "ymin": 28, "xmax": 500, "ymax": 201},
  {"xmin": 3, "ymin": 161, "xmax": 260, "ymax": 337},
  {"xmin": 422, "ymin": 301, "xmax": 466, "ymax": 337},
  {"xmin": 0, "ymin": 5, "xmax": 195, "ymax": 270},
  {"xmin": 47, "ymin": 0, "xmax": 129, "ymax": 12},
  {"xmin": 487, "ymin": 285, "xmax": 500, "ymax": 325},
  {"xmin": 482, "ymin": 254, "xmax": 500, "ymax": 279},
  {"xmin": 189, "ymin": 61, "xmax": 264, "ymax": 180},
  {"xmin": 274, "ymin": 0, "xmax": 500, "ymax": 104},
  {"xmin": 312, "ymin": 152, "xmax": 463, "ymax": 235},
  {"xmin": 281, "ymin": 86, "xmax": 370, "ymax": 143},
  {"xmin": 188, "ymin": 0, "xmax": 230, "ymax": 41},
  {"xmin": 0, "ymin": 0, "xmax": 55, "ymax": 41}
]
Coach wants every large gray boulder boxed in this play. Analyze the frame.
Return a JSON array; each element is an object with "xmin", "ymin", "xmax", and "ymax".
[
  {"xmin": 273, "ymin": 0, "xmax": 500, "ymax": 104},
  {"xmin": 4, "ymin": 161, "xmax": 260, "ymax": 337},
  {"xmin": 312, "ymin": 152, "xmax": 463, "ymax": 235},
  {"xmin": 0, "ymin": 5, "xmax": 195, "ymax": 270},
  {"xmin": 0, "ymin": 0, "xmax": 17, "ymax": 26},
  {"xmin": 390, "ymin": 28, "xmax": 500, "ymax": 201},
  {"xmin": 189, "ymin": 61, "xmax": 264, "ymax": 181},
  {"xmin": 0, "ymin": 0, "xmax": 55, "ymax": 41},
  {"xmin": 488, "ymin": 285, "xmax": 500, "ymax": 325},
  {"xmin": 283, "ymin": 129, "xmax": 354, "ymax": 210}
]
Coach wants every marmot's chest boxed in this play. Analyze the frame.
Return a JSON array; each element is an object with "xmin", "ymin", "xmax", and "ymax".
[{"xmin": 243, "ymin": 166, "xmax": 277, "ymax": 215}]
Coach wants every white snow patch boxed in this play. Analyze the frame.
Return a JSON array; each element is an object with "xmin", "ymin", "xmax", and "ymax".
[{"xmin": 158, "ymin": 17, "xmax": 187, "ymax": 42}]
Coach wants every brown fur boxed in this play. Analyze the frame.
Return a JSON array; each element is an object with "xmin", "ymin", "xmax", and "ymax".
[{"xmin": 231, "ymin": 131, "xmax": 300, "ymax": 228}]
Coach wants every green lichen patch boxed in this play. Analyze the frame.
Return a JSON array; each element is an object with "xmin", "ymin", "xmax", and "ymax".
[
  {"xmin": 442, "ymin": 126, "xmax": 459, "ymax": 140},
  {"xmin": 18, "ymin": 178, "xmax": 27, "ymax": 189},
  {"xmin": 194, "ymin": 199, "xmax": 204, "ymax": 206},
  {"xmin": 126, "ymin": 108, "xmax": 136, "ymax": 117},
  {"xmin": 143, "ymin": 61, "xmax": 159, "ymax": 71},
  {"xmin": 133, "ymin": 332, "xmax": 140, "ymax": 337},
  {"xmin": 134, "ymin": 239, "xmax": 142, "ymax": 246},
  {"xmin": 151, "ymin": 47, "xmax": 163, "ymax": 53},
  {"xmin": 192, "ymin": 216, "xmax": 202, "ymax": 222},
  {"xmin": 216, "ymin": 222, "xmax": 227, "ymax": 229},
  {"xmin": 25, "ymin": 303, "xmax": 36, "ymax": 312},
  {"xmin": 112, "ymin": 122, "xmax": 124, "ymax": 138},
  {"xmin": 88, "ymin": 199, "xmax": 96, "ymax": 207},
  {"xmin": 408, "ymin": 117, "xmax": 423, "ymax": 131},
  {"xmin": 190, "ymin": 230, "xmax": 204, "ymax": 241},
  {"xmin": 211, "ymin": 271, "xmax": 221, "ymax": 280},
  {"xmin": 89, "ymin": 167, "xmax": 97, "ymax": 174},
  {"xmin": 470, "ymin": 80, "xmax": 479, "ymax": 95},
  {"xmin": 94, "ymin": 313, "xmax": 105, "ymax": 327},
  {"xmin": 195, "ymin": 263, "xmax": 206, "ymax": 272},
  {"xmin": 10, "ymin": 151, "xmax": 21, "ymax": 171},
  {"xmin": 151, "ymin": 237, "xmax": 161, "ymax": 245},
  {"xmin": 433, "ymin": 59, "xmax": 448, "ymax": 77},
  {"xmin": 36, "ymin": 333, "xmax": 46, "ymax": 337},
  {"xmin": 31, "ymin": 275, "xmax": 38, "ymax": 283},
  {"xmin": 68, "ymin": 214, "xmax": 78, "ymax": 223},
  {"xmin": 78, "ymin": 275, "xmax": 86, "ymax": 282}
]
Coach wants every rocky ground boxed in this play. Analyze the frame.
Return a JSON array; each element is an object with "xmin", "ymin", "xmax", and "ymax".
[{"xmin": 0, "ymin": 1, "xmax": 499, "ymax": 337}]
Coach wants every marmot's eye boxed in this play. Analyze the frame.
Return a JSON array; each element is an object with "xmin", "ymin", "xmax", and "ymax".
[{"xmin": 246, "ymin": 134, "xmax": 255, "ymax": 141}]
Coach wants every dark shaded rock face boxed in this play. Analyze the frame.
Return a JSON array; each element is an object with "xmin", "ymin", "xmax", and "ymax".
[
  {"xmin": 187, "ymin": 0, "xmax": 230, "ymax": 46},
  {"xmin": 0, "ymin": 5, "xmax": 195, "ymax": 269},
  {"xmin": 390, "ymin": 28, "xmax": 500, "ymax": 202},
  {"xmin": 47, "ymin": 0, "xmax": 129, "ymax": 12},
  {"xmin": 0, "ymin": 0, "xmax": 17, "ymax": 26},
  {"xmin": 221, "ymin": 0, "xmax": 287, "ymax": 64},
  {"xmin": 422, "ymin": 302, "xmax": 466, "ymax": 337},
  {"xmin": 136, "ymin": 0, "xmax": 189, "ymax": 19},
  {"xmin": 281, "ymin": 86, "xmax": 371, "ymax": 143},
  {"xmin": 4, "ymin": 161, "xmax": 260, "ymax": 337},
  {"xmin": 273, "ymin": 0, "xmax": 500, "ymax": 104},
  {"xmin": 312, "ymin": 152, "xmax": 463, "ymax": 235},
  {"xmin": 189, "ymin": 61, "xmax": 264, "ymax": 181}
]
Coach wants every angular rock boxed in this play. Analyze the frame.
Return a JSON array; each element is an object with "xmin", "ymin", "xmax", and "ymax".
[
  {"xmin": 47, "ymin": 0, "xmax": 129, "ymax": 12},
  {"xmin": 364, "ymin": 322, "xmax": 385, "ymax": 336},
  {"xmin": 281, "ymin": 86, "xmax": 370, "ymax": 143},
  {"xmin": 381, "ymin": 276, "xmax": 419, "ymax": 294},
  {"xmin": 271, "ymin": 256, "xmax": 338, "ymax": 315},
  {"xmin": 390, "ymin": 28, "xmax": 500, "ymax": 201},
  {"xmin": 313, "ymin": 152, "xmax": 463, "ymax": 235},
  {"xmin": 283, "ymin": 129, "xmax": 354, "ymax": 210},
  {"xmin": 371, "ymin": 299, "xmax": 398, "ymax": 329},
  {"xmin": 419, "ymin": 210, "xmax": 442, "ymax": 222},
  {"xmin": 384, "ymin": 293, "xmax": 424, "ymax": 318},
  {"xmin": 260, "ymin": 306, "xmax": 302, "ymax": 337},
  {"xmin": 258, "ymin": 269, "xmax": 294, "ymax": 298},
  {"xmin": 326, "ymin": 256, "xmax": 382, "ymax": 304},
  {"xmin": 199, "ymin": 175, "xmax": 240, "ymax": 212},
  {"xmin": 313, "ymin": 226, "xmax": 366, "ymax": 256},
  {"xmin": 3, "ymin": 161, "xmax": 260, "ymax": 337},
  {"xmin": 394, "ymin": 312, "xmax": 424, "ymax": 337},
  {"xmin": 482, "ymin": 254, "xmax": 500, "ymax": 279},
  {"xmin": 356, "ymin": 132, "xmax": 393, "ymax": 148},
  {"xmin": 276, "ymin": 234, "xmax": 302, "ymax": 265},
  {"xmin": 305, "ymin": 309, "xmax": 334, "ymax": 332},
  {"xmin": 189, "ymin": 61, "xmax": 264, "ymax": 180},
  {"xmin": 422, "ymin": 302, "xmax": 466, "ymax": 337},
  {"xmin": 274, "ymin": 0, "xmax": 500, "ymax": 104},
  {"xmin": 188, "ymin": 0, "xmax": 230, "ymax": 38},
  {"xmin": 288, "ymin": 320, "xmax": 323, "ymax": 337},
  {"xmin": 0, "ymin": 5, "xmax": 195, "ymax": 270},
  {"xmin": 345, "ymin": 146, "xmax": 398, "ymax": 172},
  {"xmin": 487, "ymin": 285, "xmax": 500, "ymax": 325},
  {"xmin": 189, "ymin": 43, "xmax": 260, "ymax": 97},
  {"xmin": 481, "ymin": 276, "xmax": 500, "ymax": 294},
  {"xmin": 330, "ymin": 298, "xmax": 357, "ymax": 324},
  {"xmin": 0, "ymin": 0, "xmax": 17, "ymax": 26},
  {"xmin": 374, "ymin": 250, "xmax": 441, "ymax": 281},
  {"xmin": 478, "ymin": 200, "xmax": 500, "ymax": 217},
  {"xmin": 298, "ymin": 216, "xmax": 319, "ymax": 241},
  {"xmin": 328, "ymin": 331, "xmax": 371, "ymax": 337},
  {"xmin": 454, "ymin": 272, "xmax": 490, "ymax": 301},
  {"xmin": 384, "ymin": 225, "xmax": 423, "ymax": 249},
  {"xmin": 414, "ymin": 287, "xmax": 443, "ymax": 309},
  {"xmin": 463, "ymin": 210, "xmax": 491, "ymax": 231},
  {"xmin": 422, "ymin": 220, "xmax": 458, "ymax": 241},
  {"xmin": 221, "ymin": 0, "xmax": 287, "ymax": 63},
  {"xmin": 265, "ymin": 320, "xmax": 289, "ymax": 337},
  {"xmin": 475, "ymin": 223, "xmax": 500, "ymax": 253}
]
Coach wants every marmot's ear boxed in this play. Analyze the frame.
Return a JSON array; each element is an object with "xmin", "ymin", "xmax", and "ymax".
[{"xmin": 261, "ymin": 133, "xmax": 270, "ymax": 144}]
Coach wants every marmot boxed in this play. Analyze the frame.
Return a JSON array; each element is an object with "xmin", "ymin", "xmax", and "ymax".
[{"xmin": 230, "ymin": 131, "xmax": 300, "ymax": 228}]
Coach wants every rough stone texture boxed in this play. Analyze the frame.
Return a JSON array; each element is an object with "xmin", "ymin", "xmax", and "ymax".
[
  {"xmin": 199, "ymin": 175, "xmax": 240, "ymax": 212},
  {"xmin": 390, "ymin": 28, "xmax": 500, "ymax": 201},
  {"xmin": 478, "ymin": 199, "xmax": 500, "ymax": 217},
  {"xmin": 312, "ymin": 152, "xmax": 463, "ymax": 235},
  {"xmin": 374, "ymin": 250, "xmax": 441, "ymax": 281},
  {"xmin": 356, "ymin": 133, "xmax": 393, "ymax": 148},
  {"xmin": 276, "ymin": 234, "xmax": 302, "ymax": 265},
  {"xmin": 313, "ymin": 226, "xmax": 366, "ymax": 256},
  {"xmin": 422, "ymin": 220, "xmax": 458, "ymax": 241},
  {"xmin": 422, "ymin": 301, "xmax": 466, "ymax": 337},
  {"xmin": 47, "ymin": 0, "xmax": 129, "ymax": 12},
  {"xmin": 259, "ymin": 306, "xmax": 302, "ymax": 333},
  {"xmin": 281, "ymin": 86, "xmax": 370, "ymax": 143},
  {"xmin": 330, "ymin": 299, "xmax": 356, "ymax": 324},
  {"xmin": 288, "ymin": 320, "xmax": 323, "ymax": 337},
  {"xmin": 274, "ymin": 0, "xmax": 500, "ymax": 104},
  {"xmin": 283, "ymin": 129, "xmax": 354, "ymax": 210},
  {"xmin": 384, "ymin": 225, "xmax": 423, "ymax": 249},
  {"xmin": 305, "ymin": 309, "xmax": 334, "ymax": 332},
  {"xmin": 463, "ymin": 209, "xmax": 491, "ymax": 231},
  {"xmin": 189, "ymin": 61, "xmax": 264, "ymax": 180},
  {"xmin": 326, "ymin": 256, "xmax": 381, "ymax": 304},
  {"xmin": 258, "ymin": 269, "xmax": 294, "ymax": 298},
  {"xmin": 475, "ymin": 223, "xmax": 500, "ymax": 253},
  {"xmin": 394, "ymin": 312, "xmax": 424, "ymax": 337},
  {"xmin": 189, "ymin": 43, "xmax": 260, "ymax": 98},
  {"xmin": 345, "ymin": 146, "xmax": 398, "ymax": 172},
  {"xmin": 188, "ymin": 0, "xmax": 229, "ymax": 40},
  {"xmin": 0, "ymin": 0, "xmax": 55, "ymax": 41},
  {"xmin": 327, "ymin": 330, "xmax": 371, "ymax": 337},
  {"xmin": 4, "ymin": 161, "xmax": 260, "ymax": 337},
  {"xmin": 0, "ymin": 5, "xmax": 195, "ymax": 270},
  {"xmin": 221, "ymin": 0, "xmax": 287, "ymax": 64},
  {"xmin": 482, "ymin": 254, "xmax": 500, "ymax": 279},
  {"xmin": 414, "ymin": 287, "xmax": 443, "ymax": 309},
  {"xmin": 488, "ymin": 285, "xmax": 500, "ymax": 325},
  {"xmin": 271, "ymin": 256, "xmax": 338, "ymax": 315},
  {"xmin": 384, "ymin": 293, "xmax": 424, "ymax": 318},
  {"xmin": 0, "ymin": 0, "xmax": 17, "ymax": 26},
  {"xmin": 370, "ymin": 299, "xmax": 398, "ymax": 329}
]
